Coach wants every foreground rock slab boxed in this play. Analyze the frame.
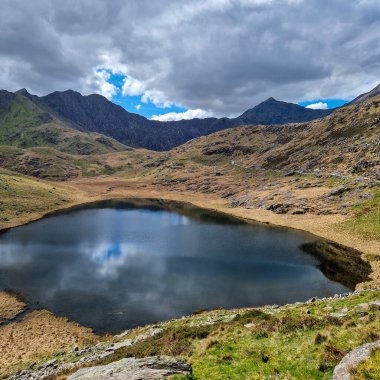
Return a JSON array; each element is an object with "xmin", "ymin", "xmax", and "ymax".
[
  {"xmin": 68, "ymin": 356, "xmax": 192, "ymax": 380},
  {"xmin": 333, "ymin": 340, "xmax": 380, "ymax": 380}
]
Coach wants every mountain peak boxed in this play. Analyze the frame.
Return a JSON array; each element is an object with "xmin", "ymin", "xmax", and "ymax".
[
  {"xmin": 16, "ymin": 88, "xmax": 30, "ymax": 96},
  {"xmin": 55, "ymin": 89, "xmax": 82, "ymax": 97},
  {"xmin": 237, "ymin": 97, "xmax": 332, "ymax": 125}
]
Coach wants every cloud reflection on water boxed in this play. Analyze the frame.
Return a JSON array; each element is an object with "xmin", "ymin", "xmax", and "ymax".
[{"xmin": 0, "ymin": 205, "xmax": 349, "ymax": 333}]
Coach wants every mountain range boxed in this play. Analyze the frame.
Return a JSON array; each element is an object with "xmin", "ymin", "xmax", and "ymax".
[
  {"xmin": 1, "ymin": 84, "xmax": 379, "ymax": 153},
  {"xmin": 0, "ymin": 88, "xmax": 334, "ymax": 152}
]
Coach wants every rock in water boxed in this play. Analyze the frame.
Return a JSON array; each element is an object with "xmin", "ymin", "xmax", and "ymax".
[{"xmin": 68, "ymin": 356, "xmax": 192, "ymax": 380}]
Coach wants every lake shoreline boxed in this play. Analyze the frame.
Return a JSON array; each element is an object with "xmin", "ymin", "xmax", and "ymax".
[
  {"xmin": 0, "ymin": 176, "xmax": 378, "ymax": 289},
  {"xmin": 0, "ymin": 177, "xmax": 379, "ymax": 379}
]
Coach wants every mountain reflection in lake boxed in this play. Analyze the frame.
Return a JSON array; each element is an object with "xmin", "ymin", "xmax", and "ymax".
[{"xmin": 0, "ymin": 200, "xmax": 349, "ymax": 333}]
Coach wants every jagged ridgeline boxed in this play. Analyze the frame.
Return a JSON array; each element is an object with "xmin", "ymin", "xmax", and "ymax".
[
  {"xmin": 0, "ymin": 84, "xmax": 379, "ymax": 181},
  {"xmin": 0, "ymin": 87, "xmax": 334, "ymax": 152}
]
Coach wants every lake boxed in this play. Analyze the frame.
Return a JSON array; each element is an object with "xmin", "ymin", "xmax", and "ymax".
[{"xmin": 0, "ymin": 200, "xmax": 350, "ymax": 333}]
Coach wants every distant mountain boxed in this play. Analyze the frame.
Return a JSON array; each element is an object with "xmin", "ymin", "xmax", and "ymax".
[
  {"xmin": 0, "ymin": 90, "xmax": 127, "ymax": 155},
  {"xmin": 22, "ymin": 90, "xmax": 333, "ymax": 151},
  {"xmin": 1, "ymin": 84, "xmax": 378, "ymax": 151},
  {"xmin": 237, "ymin": 97, "xmax": 332, "ymax": 125}
]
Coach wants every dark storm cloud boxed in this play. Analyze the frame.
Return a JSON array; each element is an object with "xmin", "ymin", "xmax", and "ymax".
[{"xmin": 0, "ymin": 0, "xmax": 379, "ymax": 115}]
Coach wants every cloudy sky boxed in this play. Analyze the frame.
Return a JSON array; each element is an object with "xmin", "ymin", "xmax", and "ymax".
[{"xmin": 0, "ymin": 0, "xmax": 379, "ymax": 120}]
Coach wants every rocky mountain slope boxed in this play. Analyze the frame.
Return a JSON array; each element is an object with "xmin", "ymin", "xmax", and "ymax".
[
  {"xmin": 38, "ymin": 90, "xmax": 334, "ymax": 150},
  {"xmin": 349, "ymin": 83, "xmax": 380, "ymax": 105},
  {"xmin": 237, "ymin": 96, "xmax": 331, "ymax": 124},
  {"xmin": 172, "ymin": 94, "xmax": 380, "ymax": 179},
  {"xmin": 0, "ymin": 90, "xmax": 127, "ymax": 155},
  {"xmin": 1, "ymin": 84, "xmax": 379, "ymax": 153},
  {"xmin": 1, "ymin": 88, "xmax": 334, "ymax": 151},
  {"xmin": 138, "ymin": 94, "xmax": 379, "ymax": 234}
]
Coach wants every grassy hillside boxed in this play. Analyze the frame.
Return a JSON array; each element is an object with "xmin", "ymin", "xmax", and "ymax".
[
  {"xmin": 105, "ymin": 290, "xmax": 380, "ymax": 380},
  {"xmin": 2, "ymin": 289, "xmax": 378, "ymax": 379},
  {"xmin": 0, "ymin": 92, "xmax": 128, "ymax": 155},
  {"xmin": 0, "ymin": 170, "xmax": 75, "ymax": 226},
  {"xmin": 172, "ymin": 96, "xmax": 380, "ymax": 178},
  {"xmin": 142, "ymin": 96, "xmax": 380, "ymax": 243},
  {"xmin": 0, "ymin": 145, "xmax": 154, "ymax": 180}
]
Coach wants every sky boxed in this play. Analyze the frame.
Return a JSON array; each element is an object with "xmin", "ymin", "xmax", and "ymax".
[{"xmin": 0, "ymin": 0, "xmax": 379, "ymax": 120}]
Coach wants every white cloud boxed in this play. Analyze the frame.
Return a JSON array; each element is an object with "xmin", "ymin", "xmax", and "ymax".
[
  {"xmin": 151, "ymin": 109, "xmax": 211, "ymax": 121},
  {"xmin": 122, "ymin": 75, "xmax": 172, "ymax": 108},
  {"xmin": 141, "ymin": 89, "xmax": 172, "ymax": 108},
  {"xmin": 1, "ymin": 1, "xmax": 380, "ymax": 115},
  {"xmin": 135, "ymin": 104, "xmax": 141, "ymax": 110},
  {"xmin": 85, "ymin": 69, "xmax": 117, "ymax": 99},
  {"xmin": 306, "ymin": 102, "xmax": 328, "ymax": 109},
  {"xmin": 122, "ymin": 75, "xmax": 146, "ymax": 96}
]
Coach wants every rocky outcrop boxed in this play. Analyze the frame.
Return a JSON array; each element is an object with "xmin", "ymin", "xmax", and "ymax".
[
  {"xmin": 333, "ymin": 340, "xmax": 380, "ymax": 380},
  {"xmin": 68, "ymin": 356, "xmax": 192, "ymax": 380}
]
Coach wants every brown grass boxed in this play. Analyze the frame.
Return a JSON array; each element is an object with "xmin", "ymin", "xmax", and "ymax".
[
  {"xmin": 0, "ymin": 291, "xmax": 26, "ymax": 320},
  {"xmin": 0, "ymin": 310, "xmax": 97, "ymax": 376}
]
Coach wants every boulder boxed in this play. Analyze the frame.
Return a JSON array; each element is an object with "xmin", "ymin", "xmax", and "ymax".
[
  {"xmin": 333, "ymin": 340, "xmax": 380, "ymax": 380},
  {"xmin": 68, "ymin": 356, "xmax": 192, "ymax": 380},
  {"xmin": 326, "ymin": 186, "xmax": 349, "ymax": 197}
]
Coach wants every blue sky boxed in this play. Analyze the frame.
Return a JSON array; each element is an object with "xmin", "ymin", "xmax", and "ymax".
[
  {"xmin": 103, "ymin": 70, "xmax": 349, "ymax": 119},
  {"xmin": 298, "ymin": 99, "xmax": 348, "ymax": 109},
  {"xmin": 104, "ymin": 71, "xmax": 187, "ymax": 119}
]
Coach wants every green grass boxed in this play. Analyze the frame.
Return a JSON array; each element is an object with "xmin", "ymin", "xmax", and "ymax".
[
  {"xmin": 0, "ymin": 172, "xmax": 73, "ymax": 227},
  {"xmin": 98, "ymin": 290, "xmax": 380, "ymax": 380},
  {"xmin": 341, "ymin": 187, "xmax": 380, "ymax": 240},
  {"xmin": 0, "ymin": 94, "xmax": 127, "ymax": 155}
]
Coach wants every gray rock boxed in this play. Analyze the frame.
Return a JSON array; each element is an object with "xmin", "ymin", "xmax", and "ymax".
[
  {"xmin": 150, "ymin": 328, "xmax": 163, "ymax": 337},
  {"xmin": 327, "ymin": 186, "xmax": 349, "ymax": 197},
  {"xmin": 329, "ymin": 313, "xmax": 347, "ymax": 318},
  {"xmin": 333, "ymin": 340, "xmax": 380, "ymax": 380},
  {"xmin": 369, "ymin": 300, "xmax": 380, "ymax": 309},
  {"xmin": 113, "ymin": 330, "xmax": 130, "ymax": 340},
  {"xmin": 43, "ymin": 359, "xmax": 57, "ymax": 368},
  {"xmin": 99, "ymin": 351, "xmax": 114, "ymax": 360},
  {"xmin": 356, "ymin": 311, "xmax": 369, "ymax": 317},
  {"xmin": 68, "ymin": 356, "xmax": 192, "ymax": 380},
  {"xmin": 110, "ymin": 339, "xmax": 133, "ymax": 350}
]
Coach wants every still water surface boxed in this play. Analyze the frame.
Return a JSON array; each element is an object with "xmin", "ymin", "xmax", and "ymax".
[{"xmin": 0, "ymin": 200, "xmax": 349, "ymax": 332}]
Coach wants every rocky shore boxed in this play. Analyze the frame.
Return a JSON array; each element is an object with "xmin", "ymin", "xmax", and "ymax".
[{"xmin": 7, "ymin": 288, "xmax": 380, "ymax": 380}]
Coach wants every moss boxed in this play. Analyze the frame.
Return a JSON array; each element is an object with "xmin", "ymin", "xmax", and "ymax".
[{"xmin": 351, "ymin": 349, "xmax": 380, "ymax": 379}]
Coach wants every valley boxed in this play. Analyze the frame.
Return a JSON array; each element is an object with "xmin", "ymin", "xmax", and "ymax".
[
  {"xmin": 2, "ymin": 1, "xmax": 380, "ymax": 378},
  {"xmin": 0, "ymin": 86, "xmax": 379, "ymax": 379}
]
